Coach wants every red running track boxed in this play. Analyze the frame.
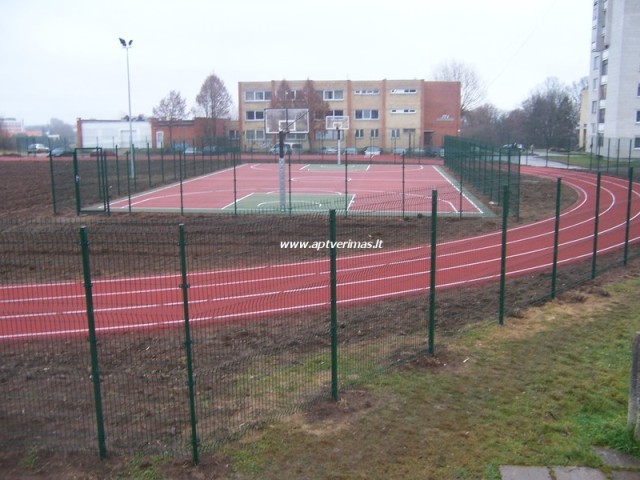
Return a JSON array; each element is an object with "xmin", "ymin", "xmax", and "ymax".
[{"xmin": 1, "ymin": 167, "xmax": 639, "ymax": 340}]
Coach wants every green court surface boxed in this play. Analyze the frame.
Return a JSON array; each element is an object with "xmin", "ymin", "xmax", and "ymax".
[
  {"xmin": 225, "ymin": 192, "xmax": 353, "ymax": 212},
  {"xmin": 301, "ymin": 164, "xmax": 369, "ymax": 172}
]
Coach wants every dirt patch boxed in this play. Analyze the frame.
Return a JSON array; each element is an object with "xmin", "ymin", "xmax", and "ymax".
[{"xmin": 293, "ymin": 389, "xmax": 380, "ymax": 436}]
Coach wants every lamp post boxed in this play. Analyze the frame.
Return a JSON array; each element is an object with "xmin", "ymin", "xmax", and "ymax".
[{"xmin": 119, "ymin": 37, "xmax": 134, "ymax": 177}]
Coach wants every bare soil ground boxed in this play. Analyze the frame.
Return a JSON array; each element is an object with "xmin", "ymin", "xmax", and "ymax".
[{"xmin": 1, "ymin": 158, "xmax": 634, "ymax": 479}]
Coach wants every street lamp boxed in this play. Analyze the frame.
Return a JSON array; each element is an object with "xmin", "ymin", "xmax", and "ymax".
[{"xmin": 119, "ymin": 37, "xmax": 134, "ymax": 177}]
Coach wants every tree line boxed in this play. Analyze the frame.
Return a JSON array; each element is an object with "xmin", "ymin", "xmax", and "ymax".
[
  {"xmin": 437, "ymin": 60, "xmax": 585, "ymax": 150},
  {"xmin": 1, "ymin": 64, "xmax": 584, "ymax": 153}
]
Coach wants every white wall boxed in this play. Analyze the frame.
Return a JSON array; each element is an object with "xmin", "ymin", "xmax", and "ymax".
[{"xmin": 80, "ymin": 120, "xmax": 152, "ymax": 148}]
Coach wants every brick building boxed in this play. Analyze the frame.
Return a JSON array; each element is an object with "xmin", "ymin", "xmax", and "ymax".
[
  {"xmin": 238, "ymin": 79, "xmax": 461, "ymax": 153},
  {"xmin": 150, "ymin": 117, "xmax": 237, "ymax": 150}
]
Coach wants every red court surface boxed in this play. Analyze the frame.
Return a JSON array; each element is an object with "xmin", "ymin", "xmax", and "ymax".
[
  {"xmin": 105, "ymin": 163, "xmax": 485, "ymax": 215},
  {"xmin": 2, "ymin": 167, "xmax": 639, "ymax": 340}
]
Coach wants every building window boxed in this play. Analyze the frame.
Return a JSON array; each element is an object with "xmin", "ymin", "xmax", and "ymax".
[
  {"xmin": 277, "ymin": 89, "xmax": 300, "ymax": 101},
  {"xmin": 245, "ymin": 90, "xmax": 272, "ymax": 102},
  {"xmin": 323, "ymin": 90, "xmax": 344, "ymax": 101},
  {"xmin": 390, "ymin": 109, "xmax": 416, "ymax": 114},
  {"xmin": 317, "ymin": 130, "xmax": 340, "ymax": 140},
  {"xmin": 370, "ymin": 129, "xmax": 379, "ymax": 138},
  {"xmin": 245, "ymin": 110, "xmax": 264, "ymax": 121},
  {"xmin": 327, "ymin": 109, "xmax": 344, "ymax": 117},
  {"xmin": 598, "ymin": 108, "xmax": 606, "ymax": 123},
  {"xmin": 636, "ymin": 111, "xmax": 640, "ymax": 123},
  {"xmin": 355, "ymin": 109, "xmax": 379, "ymax": 120},
  {"xmin": 601, "ymin": 59, "xmax": 608, "ymax": 75},
  {"xmin": 245, "ymin": 130, "xmax": 265, "ymax": 140},
  {"xmin": 637, "ymin": 83, "xmax": 640, "ymax": 97},
  {"xmin": 635, "ymin": 137, "xmax": 640, "ymax": 149},
  {"xmin": 354, "ymin": 89, "xmax": 379, "ymax": 95},
  {"xmin": 390, "ymin": 88, "xmax": 417, "ymax": 94},
  {"xmin": 391, "ymin": 129, "xmax": 400, "ymax": 138},
  {"xmin": 593, "ymin": 55, "xmax": 599, "ymax": 70},
  {"xmin": 592, "ymin": 101, "xmax": 598, "ymax": 113},
  {"xmin": 355, "ymin": 129, "xmax": 364, "ymax": 138}
]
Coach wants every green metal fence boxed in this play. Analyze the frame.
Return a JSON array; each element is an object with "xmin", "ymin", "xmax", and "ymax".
[
  {"xmin": 63, "ymin": 144, "xmax": 241, "ymax": 215},
  {"xmin": 443, "ymin": 136, "xmax": 521, "ymax": 218},
  {"xmin": 1, "ymin": 167, "xmax": 639, "ymax": 462}
]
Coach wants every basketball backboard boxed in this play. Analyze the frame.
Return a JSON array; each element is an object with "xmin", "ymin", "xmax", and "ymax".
[
  {"xmin": 325, "ymin": 115, "xmax": 350, "ymax": 131},
  {"xmin": 265, "ymin": 108, "xmax": 310, "ymax": 134}
]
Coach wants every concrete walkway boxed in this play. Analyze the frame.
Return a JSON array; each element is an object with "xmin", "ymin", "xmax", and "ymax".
[{"xmin": 500, "ymin": 448, "xmax": 640, "ymax": 479}]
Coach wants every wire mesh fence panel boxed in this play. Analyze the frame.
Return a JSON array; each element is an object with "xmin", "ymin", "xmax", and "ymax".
[
  {"xmin": 77, "ymin": 221, "xmax": 193, "ymax": 456},
  {"xmin": 182, "ymin": 214, "xmax": 334, "ymax": 450},
  {"xmin": 0, "ymin": 219, "xmax": 97, "ymax": 453}
]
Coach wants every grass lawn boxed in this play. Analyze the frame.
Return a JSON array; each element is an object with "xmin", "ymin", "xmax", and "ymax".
[{"xmin": 222, "ymin": 278, "xmax": 640, "ymax": 479}]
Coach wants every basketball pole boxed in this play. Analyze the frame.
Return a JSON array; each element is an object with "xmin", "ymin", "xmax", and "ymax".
[{"xmin": 336, "ymin": 126, "xmax": 341, "ymax": 166}]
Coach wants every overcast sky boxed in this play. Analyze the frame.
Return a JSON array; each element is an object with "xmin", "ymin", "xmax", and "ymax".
[{"xmin": 1, "ymin": 0, "xmax": 592, "ymax": 127}]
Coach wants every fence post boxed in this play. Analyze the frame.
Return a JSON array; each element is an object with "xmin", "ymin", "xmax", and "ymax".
[
  {"xmin": 499, "ymin": 186, "xmax": 509, "ymax": 326},
  {"xmin": 48, "ymin": 153, "xmax": 57, "ymax": 215},
  {"xmin": 147, "ymin": 142, "xmax": 151, "ymax": 188},
  {"xmin": 178, "ymin": 224, "xmax": 199, "ymax": 465},
  {"xmin": 551, "ymin": 178, "xmax": 562, "ymax": 299},
  {"xmin": 329, "ymin": 209, "xmax": 339, "ymax": 401},
  {"xmin": 625, "ymin": 167, "xmax": 634, "ymax": 266},
  {"xmin": 428, "ymin": 190, "xmax": 438, "ymax": 355},
  {"xmin": 115, "ymin": 145, "xmax": 122, "ymax": 196},
  {"xmin": 402, "ymin": 153, "xmax": 406, "ymax": 218},
  {"xmin": 233, "ymin": 153, "xmax": 238, "ymax": 215},
  {"xmin": 80, "ymin": 227, "xmax": 107, "ymax": 460},
  {"xmin": 592, "ymin": 172, "xmax": 602, "ymax": 279},
  {"xmin": 179, "ymin": 153, "xmax": 185, "ymax": 215},
  {"xmin": 344, "ymin": 151, "xmax": 349, "ymax": 216},
  {"xmin": 73, "ymin": 150, "xmax": 82, "ymax": 215},
  {"xmin": 126, "ymin": 151, "xmax": 132, "ymax": 214},
  {"xmin": 627, "ymin": 332, "xmax": 640, "ymax": 439}
]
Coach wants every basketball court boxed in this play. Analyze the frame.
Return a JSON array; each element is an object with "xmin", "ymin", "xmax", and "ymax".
[
  {"xmin": 93, "ymin": 110, "xmax": 492, "ymax": 216},
  {"xmin": 101, "ymin": 162, "xmax": 491, "ymax": 216}
]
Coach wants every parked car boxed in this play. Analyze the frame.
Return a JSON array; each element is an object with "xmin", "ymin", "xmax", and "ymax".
[
  {"xmin": 27, "ymin": 143, "xmax": 49, "ymax": 155},
  {"xmin": 269, "ymin": 144, "xmax": 292, "ymax": 155},
  {"xmin": 89, "ymin": 148, "xmax": 115, "ymax": 157},
  {"xmin": 362, "ymin": 146, "xmax": 383, "ymax": 156},
  {"xmin": 392, "ymin": 147, "xmax": 407, "ymax": 155},
  {"xmin": 502, "ymin": 143, "xmax": 524, "ymax": 151},
  {"xmin": 51, "ymin": 147, "xmax": 73, "ymax": 157},
  {"xmin": 172, "ymin": 143, "xmax": 189, "ymax": 153},
  {"xmin": 202, "ymin": 145, "xmax": 225, "ymax": 155},
  {"xmin": 184, "ymin": 147, "xmax": 200, "ymax": 155},
  {"xmin": 343, "ymin": 147, "xmax": 358, "ymax": 156},
  {"xmin": 320, "ymin": 146, "xmax": 339, "ymax": 155}
]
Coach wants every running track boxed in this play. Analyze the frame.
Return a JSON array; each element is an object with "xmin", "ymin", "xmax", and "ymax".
[{"xmin": 1, "ymin": 167, "xmax": 638, "ymax": 340}]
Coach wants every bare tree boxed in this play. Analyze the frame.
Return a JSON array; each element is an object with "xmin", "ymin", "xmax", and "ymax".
[
  {"xmin": 153, "ymin": 90, "xmax": 187, "ymax": 148},
  {"xmin": 46, "ymin": 118, "xmax": 75, "ymax": 143},
  {"xmin": 433, "ymin": 60, "xmax": 486, "ymax": 119},
  {"xmin": 570, "ymin": 76, "xmax": 589, "ymax": 107},
  {"xmin": 300, "ymin": 80, "xmax": 329, "ymax": 152},
  {"xmin": 522, "ymin": 77, "xmax": 578, "ymax": 149},
  {"xmin": 272, "ymin": 79, "xmax": 296, "ymax": 109},
  {"xmin": 195, "ymin": 73, "xmax": 232, "ymax": 142},
  {"xmin": 462, "ymin": 103, "xmax": 502, "ymax": 144},
  {"xmin": 270, "ymin": 79, "xmax": 329, "ymax": 151}
]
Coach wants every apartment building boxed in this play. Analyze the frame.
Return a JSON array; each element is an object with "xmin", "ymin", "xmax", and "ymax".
[
  {"xmin": 587, "ymin": 0, "xmax": 640, "ymax": 156},
  {"xmin": 238, "ymin": 79, "xmax": 461, "ymax": 153}
]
